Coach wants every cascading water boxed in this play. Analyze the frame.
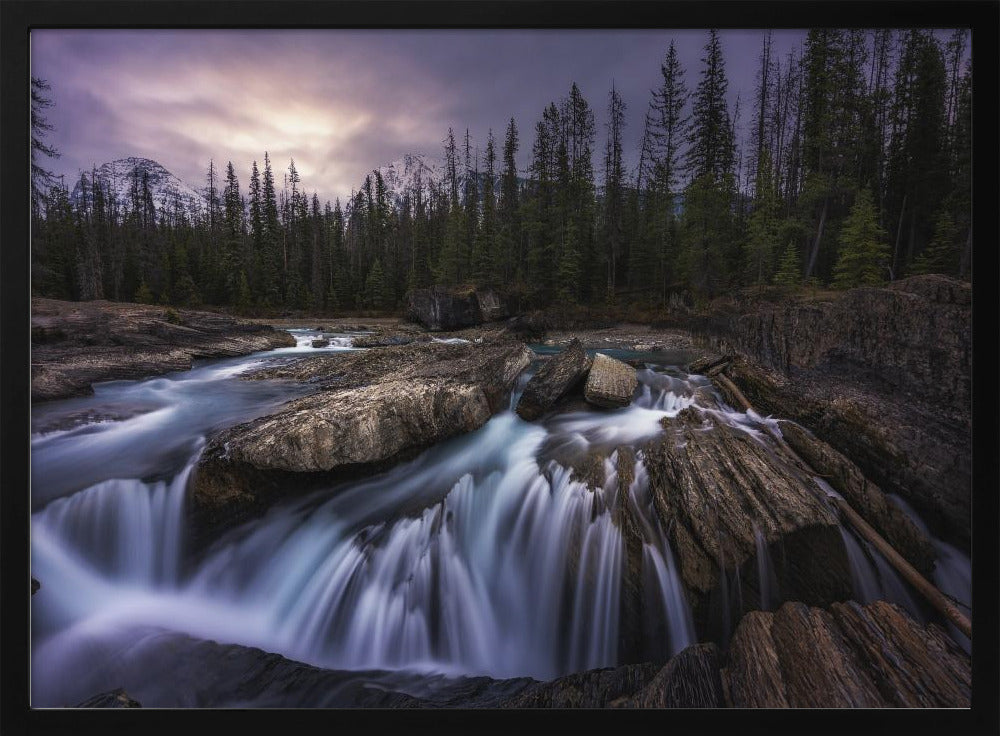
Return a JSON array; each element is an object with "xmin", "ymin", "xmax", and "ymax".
[{"xmin": 29, "ymin": 335, "xmax": 970, "ymax": 706}]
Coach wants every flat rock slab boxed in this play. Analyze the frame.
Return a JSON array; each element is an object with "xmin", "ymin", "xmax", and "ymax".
[
  {"xmin": 192, "ymin": 340, "xmax": 532, "ymax": 532},
  {"xmin": 516, "ymin": 338, "xmax": 591, "ymax": 420},
  {"xmin": 31, "ymin": 298, "xmax": 295, "ymax": 402},
  {"xmin": 724, "ymin": 600, "xmax": 970, "ymax": 707},
  {"xmin": 584, "ymin": 353, "xmax": 637, "ymax": 408}
]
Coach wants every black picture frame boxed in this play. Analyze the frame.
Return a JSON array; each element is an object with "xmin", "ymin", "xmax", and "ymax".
[{"xmin": 2, "ymin": 2, "xmax": 997, "ymax": 734}]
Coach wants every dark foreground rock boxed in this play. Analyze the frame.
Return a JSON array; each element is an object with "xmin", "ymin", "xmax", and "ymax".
[
  {"xmin": 516, "ymin": 339, "xmax": 591, "ymax": 420},
  {"xmin": 724, "ymin": 600, "xmax": 970, "ymax": 707},
  {"xmin": 686, "ymin": 275, "xmax": 971, "ymax": 549},
  {"xmin": 191, "ymin": 340, "xmax": 532, "ymax": 532},
  {"xmin": 31, "ymin": 298, "xmax": 295, "ymax": 402},
  {"xmin": 75, "ymin": 689, "xmax": 142, "ymax": 708},
  {"xmin": 31, "ymin": 577, "xmax": 40, "ymax": 595},
  {"xmin": 50, "ymin": 600, "xmax": 967, "ymax": 708},
  {"xmin": 584, "ymin": 353, "xmax": 638, "ymax": 408},
  {"xmin": 407, "ymin": 286, "xmax": 510, "ymax": 331},
  {"xmin": 642, "ymin": 409, "xmax": 849, "ymax": 635}
]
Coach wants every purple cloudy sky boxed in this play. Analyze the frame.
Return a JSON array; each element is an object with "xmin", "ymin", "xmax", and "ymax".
[{"xmin": 30, "ymin": 29, "xmax": 814, "ymax": 202}]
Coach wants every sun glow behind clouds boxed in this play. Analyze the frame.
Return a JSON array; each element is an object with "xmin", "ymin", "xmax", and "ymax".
[{"xmin": 32, "ymin": 28, "xmax": 810, "ymax": 203}]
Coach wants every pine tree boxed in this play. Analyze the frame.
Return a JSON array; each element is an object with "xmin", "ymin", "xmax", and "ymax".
[
  {"xmin": 832, "ymin": 188, "xmax": 889, "ymax": 288},
  {"xmin": 687, "ymin": 30, "xmax": 734, "ymax": 183},
  {"xmin": 773, "ymin": 240, "xmax": 802, "ymax": 287},
  {"xmin": 222, "ymin": 161, "xmax": 244, "ymax": 300},
  {"xmin": 909, "ymin": 207, "xmax": 959, "ymax": 276},
  {"xmin": 31, "ymin": 77, "xmax": 60, "ymax": 217},
  {"xmin": 498, "ymin": 117, "xmax": 521, "ymax": 289},
  {"xmin": 745, "ymin": 149, "xmax": 780, "ymax": 285},
  {"xmin": 601, "ymin": 83, "xmax": 626, "ymax": 302}
]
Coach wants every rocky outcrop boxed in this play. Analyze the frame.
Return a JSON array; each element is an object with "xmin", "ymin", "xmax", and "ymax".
[
  {"xmin": 776, "ymin": 419, "xmax": 935, "ymax": 576},
  {"xmin": 724, "ymin": 600, "xmax": 970, "ymax": 707},
  {"xmin": 406, "ymin": 287, "xmax": 510, "ymax": 331},
  {"xmin": 718, "ymin": 355, "xmax": 971, "ymax": 549},
  {"xmin": 311, "ymin": 338, "xmax": 329, "ymax": 348},
  {"xmin": 584, "ymin": 353, "xmax": 637, "ymax": 408},
  {"xmin": 687, "ymin": 276, "xmax": 971, "ymax": 549},
  {"xmin": 616, "ymin": 644, "xmax": 726, "ymax": 708},
  {"xmin": 516, "ymin": 339, "xmax": 591, "ymax": 420},
  {"xmin": 642, "ymin": 409, "xmax": 850, "ymax": 634},
  {"xmin": 191, "ymin": 341, "xmax": 532, "ymax": 532},
  {"xmin": 31, "ymin": 298, "xmax": 295, "ymax": 402},
  {"xmin": 54, "ymin": 602, "xmax": 968, "ymax": 708},
  {"xmin": 75, "ymin": 689, "xmax": 142, "ymax": 708}
]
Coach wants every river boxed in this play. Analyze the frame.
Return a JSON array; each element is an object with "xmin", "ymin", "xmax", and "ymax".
[{"xmin": 29, "ymin": 329, "xmax": 970, "ymax": 707}]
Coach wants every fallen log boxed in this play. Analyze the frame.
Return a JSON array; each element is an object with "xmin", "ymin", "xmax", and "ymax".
[
  {"xmin": 710, "ymin": 368, "xmax": 972, "ymax": 640},
  {"xmin": 832, "ymin": 497, "xmax": 972, "ymax": 639}
]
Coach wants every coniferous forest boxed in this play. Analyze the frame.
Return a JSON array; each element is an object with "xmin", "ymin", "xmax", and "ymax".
[{"xmin": 31, "ymin": 29, "xmax": 972, "ymax": 314}]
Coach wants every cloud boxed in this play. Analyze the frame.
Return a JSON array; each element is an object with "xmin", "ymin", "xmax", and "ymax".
[{"xmin": 32, "ymin": 29, "xmax": 807, "ymax": 203}]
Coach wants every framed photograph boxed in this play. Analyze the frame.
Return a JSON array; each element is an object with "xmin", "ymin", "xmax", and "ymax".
[{"xmin": 3, "ymin": 1, "xmax": 997, "ymax": 733}]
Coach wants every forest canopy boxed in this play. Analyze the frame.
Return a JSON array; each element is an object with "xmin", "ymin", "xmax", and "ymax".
[{"xmin": 30, "ymin": 29, "xmax": 971, "ymax": 314}]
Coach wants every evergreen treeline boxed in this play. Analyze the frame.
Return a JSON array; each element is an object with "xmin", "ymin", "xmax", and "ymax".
[{"xmin": 31, "ymin": 29, "xmax": 972, "ymax": 314}]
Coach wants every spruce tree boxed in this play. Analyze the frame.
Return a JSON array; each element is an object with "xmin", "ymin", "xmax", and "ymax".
[
  {"xmin": 910, "ymin": 207, "xmax": 959, "ymax": 276},
  {"xmin": 498, "ymin": 118, "xmax": 521, "ymax": 289},
  {"xmin": 773, "ymin": 241, "xmax": 802, "ymax": 287},
  {"xmin": 832, "ymin": 188, "xmax": 889, "ymax": 288}
]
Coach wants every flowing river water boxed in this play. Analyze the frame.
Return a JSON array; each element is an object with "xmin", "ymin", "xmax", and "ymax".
[{"xmin": 29, "ymin": 330, "xmax": 971, "ymax": 707}]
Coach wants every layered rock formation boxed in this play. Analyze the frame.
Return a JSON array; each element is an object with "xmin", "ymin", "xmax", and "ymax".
[
  {"xmin": 190, "ymin": 340, "xmax": 532, "ymax": 532},
  {"xmin": 31, "ymin": 298, "xmax": 295, "ymax": 402},
  {"xmin": 642, "ymin": 409, "xmax": 850, "ymax": 632},
  {"xmin": 584, "ymin": 353, "xmax": 638, "ymax": 408},
  {"xmin": 688, "ymin": 275, "xmax": 971, "ymax": 549},
  {"xmin": 516, "ymin": 338, "xmax": 591, "ymax": 420}
]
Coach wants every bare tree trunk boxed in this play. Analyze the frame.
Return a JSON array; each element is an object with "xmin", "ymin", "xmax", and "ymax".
[
  {"xmin": 959, "ymin": 226, "xmax": 972, "ymax": 279},
  {"xmin": 891, "ymin": 192, "xmax": 907, "ymax": 280},
  {"xmin": 805, "ymin": 197, "xmax": 828, "ymax": 279}
]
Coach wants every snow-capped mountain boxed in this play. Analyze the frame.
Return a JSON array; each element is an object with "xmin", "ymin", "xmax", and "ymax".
[
  {"xmin": 70, "ymin": 157, "xmax": 204, "ymax": 221},
  {"xmin": 375, "ymin": 153, "xmax": 443, "ymax": 203}
]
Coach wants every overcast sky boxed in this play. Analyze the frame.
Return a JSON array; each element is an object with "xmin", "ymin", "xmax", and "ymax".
[{"xmin": 31, "ymin": 29, "xmax": 824, "ymax": 203}]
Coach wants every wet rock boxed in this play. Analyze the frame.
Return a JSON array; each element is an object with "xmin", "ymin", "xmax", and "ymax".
[
  {"xmin": 584, "ymin": 353, "xmax": 637, "ymax": 409},
  {"xmin": 642, "ymin": 410, "xmax": 850, "ymax": 633},
  {"xmin": 75, "ymin": 689, "xmax": 142, "ymax": 708},
  {"xmin": 721, "ymin": 356, "xmax": 970, "ymax": 550},
  {"xmin": 31, "ymin": 298, "xmax": 295, "ymax": 402},
  {"xmin": 310, "ymin": 338, "xmax": 329, "ymax": 348},
  {"xmin": 618, "ymin": 644, "xmax": 725, "ymax": 708},
  {"xmin": 724, "ymin": 600, "xmax": 970, "ymax": 707},
  {"xmin": 776, "ymin": 419, "xmax": 935, "ymax": 577},
  {"xmin": 516, "ymin": 339, "xmax": 591, "ymax": 420},
  {"xmin": 31, "ymin": 577, "xmax": 40, "ymax": 595},
  {"xmin": 192, "ymin": 341, "xmax": 532, "ymax": 531},
  {"xmin": 499, "ymin": 663, "xmax": 658, "ymax": 708}
]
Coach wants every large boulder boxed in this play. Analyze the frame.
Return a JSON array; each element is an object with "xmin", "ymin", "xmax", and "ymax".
[
  {"xmin": 642, "ymin": 409, "xmax": 850, "ymax": 635},
  {"xmin": 724, "ymin": 600, "xmax": 970, "ymax": 707},
  {"xmin": 406, "ymin": 287, "xmax": 512, "ymax": 331},
  {"xmin": 191, "ymin": 341, "xmax": 532, "ymax": 532},
  {"xmin": 516, "ymin": 339, "xmax": 590, "ymax": 420},
  {"xmin": 584, "ymin": 353, "xmax": 637, "ymax": 408},
  {"xmin": 31, "ymin": 298, "xmax": 295, "ymax": 402},
  {"xmin": 616, "ymin": 644, "xmax": 726, "ymax": 708}
]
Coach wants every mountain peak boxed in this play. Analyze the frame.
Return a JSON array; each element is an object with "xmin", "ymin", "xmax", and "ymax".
[{"xmin": 70, "ymin": 157, "xmax": 204, "ymax": 221}]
